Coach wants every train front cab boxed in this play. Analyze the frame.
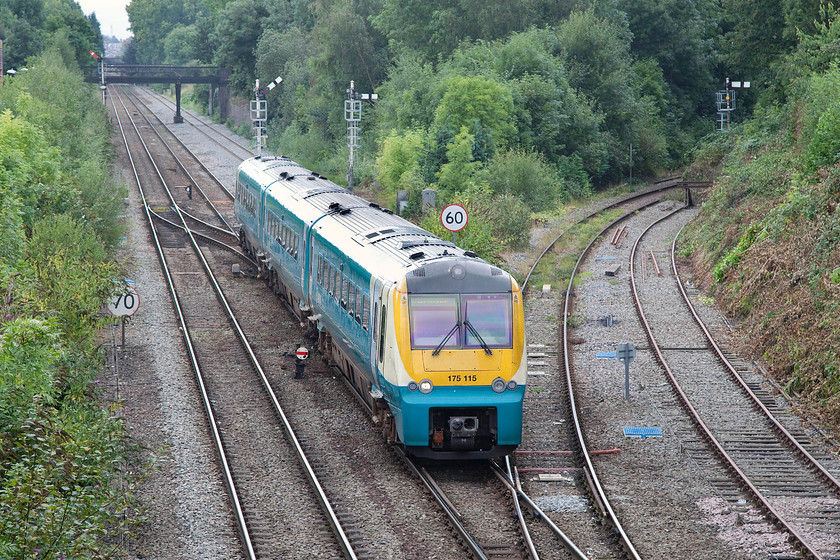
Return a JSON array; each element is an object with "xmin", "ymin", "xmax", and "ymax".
[{"xmin": 389, "ymin": 260, "xmax": 526, "ymax": 459}]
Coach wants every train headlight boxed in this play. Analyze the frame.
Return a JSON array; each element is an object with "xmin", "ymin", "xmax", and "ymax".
[
  {"xmin": 449, "ymin": 264, "xmax": 466, "ymax": 280},
  {"xmin": 491, "ymin": 377, "xmax": 506, "ymax": 393},
  {"xmin": 419, "ymin": 379, "xmax": 434, "ymax": 394},
  {"xmin": 507, "ymin": 380, "xmax": 517, "ymax": 391},
  {"xmin": 407, "ymin": 381, "xmax": 419, "ymax": 392}
]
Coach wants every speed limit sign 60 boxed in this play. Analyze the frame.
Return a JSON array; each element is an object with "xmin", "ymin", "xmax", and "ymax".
[{"xmin": 440, "ymin": 204, "xmax": 468, "ymax": 232}]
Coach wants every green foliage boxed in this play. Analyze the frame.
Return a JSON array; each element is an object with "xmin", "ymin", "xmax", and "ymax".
[
  {"xmin": 712, "ymin": 223, "xmax": 765, "ymax": 283},
  {"xmin": 0, "ymin": 0, "xmax": 44, "ymax": 69},
  {"xmin": 554, "ymin": 8, "xmax": 671, "ymax": 181},
  {"xmin": 618, "ymin": 0, "xmax": 717, "ymax": 116},
  {"xmin": 0, "ymin": 44, "xmax": 139, "ymax": 555},
  {"xmin": 163, "ymin": 23, "xmax": 198, "ymax": 64},
  {"xmin": 807, "ymin": 101, "xmax": 840, "ymax": 170},
  {"xmin": 373, "ymin": 0, "xmax": 577, "ymax": 61},
  {"xmin": 42, "ymin": 0, "xmax": 102, "ymax": 66},
  {"xmin": 372, "ymin": 53, "xmax": 438, "ymax": 133},
  {"xmin": 376, "ymin": 129, "xmax": 423, "ymax": 194},
  {"xmin": 0, "ymin": 50, "xmax": 126, "ymax": 249},
  {"xmin": 25, "ymin": 214, "xmax": 120, "ymax": 341},
  {"xmin": 486, "ymin": 149, "xmax": 566, "ymax": 211},
  {"xmin": 126, "ymin": 0, "xmax": 199, "ymax": 63},
  {"xmin": 0, "ymin": 319, "xmax": 138, "ymax": 559},
  {"xmin": 0, "ymin": 107, "xmax": 65, "ymax": 232},
  {"xmin": 255, "ymin": 27, "xmax": 313, "ymax": 131},
  {"xmin": 0, "ymin": 186, "xmax": 24, "ymax": 277},
  {"xmin": 420, "ymin": 183, "xmax": 530, "ymax": 259},
  {"xmin": 212, "ymin": 0, "xmax": 268, "ymax": 91},
  {"xmin": 310, "ymin": 0, "xmax": 389, "ymax": 94},
  {"xmin": 436, "ymin": 127, "xmax": 486, "ymax": 197},
  {"xmin": 433, "ymin": 75, "xmax": 516, "ymax": 149}
]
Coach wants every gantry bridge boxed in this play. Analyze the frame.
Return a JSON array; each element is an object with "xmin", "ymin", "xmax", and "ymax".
[{"xmin": 86, "ymin": 61, "xmax": 231, "ymax": 122}]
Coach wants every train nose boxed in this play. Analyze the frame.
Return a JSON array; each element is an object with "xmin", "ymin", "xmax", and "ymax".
[{"xmin": 448, "ymin": 416, "xmax": 479, "ymax": 450}]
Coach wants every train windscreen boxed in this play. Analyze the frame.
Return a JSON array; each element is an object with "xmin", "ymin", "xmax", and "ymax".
[{"xmin": 409, "ymin": 294, "xmax": 512, "ymax": 350}]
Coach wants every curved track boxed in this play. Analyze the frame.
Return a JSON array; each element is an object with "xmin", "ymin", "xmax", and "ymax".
[
  {"xmin": 520, "ymin": 188, "xmax": 839, "ymax": 559},
  {"xmin": 628, "ymin": 213, "xmax": 840, "ymax": 559}
]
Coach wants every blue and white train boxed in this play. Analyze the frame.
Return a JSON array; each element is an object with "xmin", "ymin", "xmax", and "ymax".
[{"xmin": 234, "ymin": 156, "xmax": 526, "ymax": 459}]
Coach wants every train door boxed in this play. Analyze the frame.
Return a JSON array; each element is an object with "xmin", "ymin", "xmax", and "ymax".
[{"xmin": 371, "ymin": 277, "xmax": 384, "ymax": 379}]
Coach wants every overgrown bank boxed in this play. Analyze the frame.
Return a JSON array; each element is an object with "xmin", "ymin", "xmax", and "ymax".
[
  {"xmin": 682, "ymin": 19, "xmax": 840, "ymax": 425},
  {"xmin": 0, "ymin": 48, "xmax": 139, "ymax": 557}
]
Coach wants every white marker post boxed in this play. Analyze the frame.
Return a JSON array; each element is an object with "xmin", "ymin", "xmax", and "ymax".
[{"xmin": 440, "ymin": 203, "xmax": 468, "ymax": 245}]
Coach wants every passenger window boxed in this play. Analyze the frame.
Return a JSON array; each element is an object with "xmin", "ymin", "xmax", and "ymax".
[{"xmin": 362, "ymin": 297, "xmax": 370, "ymax": 331}]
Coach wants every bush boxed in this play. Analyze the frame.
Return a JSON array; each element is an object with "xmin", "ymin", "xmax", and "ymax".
[
  {"xmin": 487, "ymin": 149, "xmax": 565, "ymax": 211},
  {"xmin": 0, "ymin": 318, "xmax": 139, "ymax": 558},
  {"xmin": 807, "ymin": 101, "xmax": 840, "ymax": 171}
]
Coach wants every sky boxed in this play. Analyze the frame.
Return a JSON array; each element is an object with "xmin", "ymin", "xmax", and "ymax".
[{"xmin": 77, "ymin": 0, "xmax": 132, "ymax": 41}]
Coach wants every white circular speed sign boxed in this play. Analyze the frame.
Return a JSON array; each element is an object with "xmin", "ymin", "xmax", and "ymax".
[
  {"xmin": 107, "ymin": 286, "xmax": 140, "ymax": 317},
  {"xmin": 440, "ymin": 204, "xmax": 468, "ymax": 232}
]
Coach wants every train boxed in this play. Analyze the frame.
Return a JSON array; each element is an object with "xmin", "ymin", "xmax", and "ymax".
[{"xmin": 234, "ymin": 155, "xmax": 526, "ymax": 459}]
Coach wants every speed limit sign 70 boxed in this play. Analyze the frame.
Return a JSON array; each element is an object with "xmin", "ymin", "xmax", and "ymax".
[
  {"xmin": 440, "ymin": 204, "xmax": 468, "ymax": 232},
  {"xmin": 108, "ymin": 286, "xmax": 140, "ymax": 317}
]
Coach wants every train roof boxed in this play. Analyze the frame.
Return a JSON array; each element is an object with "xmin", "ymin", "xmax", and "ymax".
[{"xmin": 239, "ymin": 156, "xmax": 494, "ymax": 283}]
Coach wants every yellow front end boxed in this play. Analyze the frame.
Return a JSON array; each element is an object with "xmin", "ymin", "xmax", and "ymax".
[{"xmin": 392, "ymin": 276, "xmax": 526, "ymax": 387}]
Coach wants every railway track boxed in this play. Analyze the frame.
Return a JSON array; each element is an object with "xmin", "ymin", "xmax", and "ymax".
[
  {"xmin": 116, "ymin": 83, "xmax": 840, "ymax": 559},
  {"xmin": 135, "ymin": 86, "xmax": 599, "ymax": 560},
  {"xmin": 532, "ymin": 194, "xmax": 840, "ymax": 559},
  {"xmin": 516, "ymin": 190, "xmax": 700, "ymax": 560},
  {"xmin": 115, "ymin": 85, "xmax": 508, "ymax": 560},
  {"xmin": 517, "ymin": 190, "xmax": 839, "ymax": 559},
  {"xmin": 138, "ymin": 86, "xmax": 256, "ymax": 163},
  {"xmin": 110, "ymin": 85, "xmax": 358, "ymax": 560},
  {"xmin": 630, "ymin": 211, "xmax": 840, "ymax": 559}
]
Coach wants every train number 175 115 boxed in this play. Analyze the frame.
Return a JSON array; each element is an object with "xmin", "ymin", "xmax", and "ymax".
[{"xmin": 448, "ymin": 374, "xmax": 477, "ymax": 383}]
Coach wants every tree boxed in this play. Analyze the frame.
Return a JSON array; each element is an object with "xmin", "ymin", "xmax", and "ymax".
[
  {"xmin": 0, "ymin": 0, "xmax": 44, "ymax": 68},
  {"xmin": 436, "ymin": 126, "xmax": 486, "ymax": 196},
  {"xmin": 310, "ymin": 0, "xmax": 388, "ymax": 94},
  {"xmin": 212, "ymin": 0, "xmax": 268, "ymax": 91},
  {"xmin": 126, "ymin": 0, "xmax": 197, "ymax": 63},
  {"xmin": 434, "ymin": 75, "xmax": 515, "ymax": 149},
  {"xmin": 718, "ymin": 0, "xmax": 816, "ymax": 97},
  {"xmin": 43, "ymin": 0, "xmax": 102, "ymax": 67},
  {"xmin": 373, "ymin": 0, "xmax": 578, "ymax": 61},
  {"xmin": 487, "ymin": 150, "xmax": 565, "ymax": 211},
  {"xmin": 373, "ymin": 52, "xmax": 438, "ymax": 133},
  {"xmin": 372, "ymin": 0, "xmax": 462, "ymax": 61},
  {"xmin": 255, "ymin": 27, "xmax": 313, "ymax": 129},
  {"xmin": 164, "ymin": 24, "xmax": 198, "ymax": 64},
  {"xmin": 377, "ymin": 129, "xmax": 423, "ymax": 190},
  {"xmin": 618, "ymin": 0, "xmax": 718, "ymax": 118}
]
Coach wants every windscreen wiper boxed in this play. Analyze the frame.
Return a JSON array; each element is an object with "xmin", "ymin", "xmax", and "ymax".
[
  {"xmin": 432, "ymin": 321, "xmax": 460, "ymax": 356},
  {"xmin": 464, "ymin": 319, "xmax": 493, "ymax": 355}
]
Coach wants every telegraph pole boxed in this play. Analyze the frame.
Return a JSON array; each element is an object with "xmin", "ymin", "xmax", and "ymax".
[{"xmin": 344, "ymin": 81, "xmax": 377, "ymax": 191}]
